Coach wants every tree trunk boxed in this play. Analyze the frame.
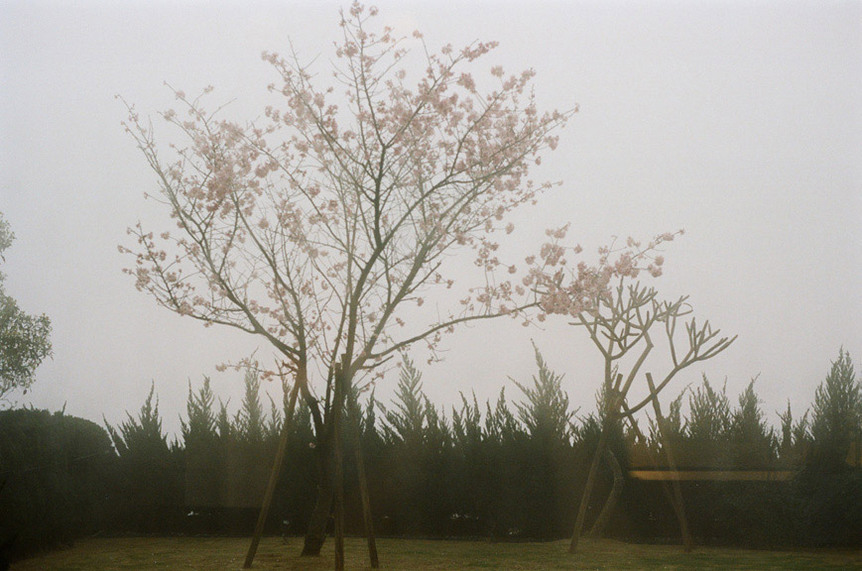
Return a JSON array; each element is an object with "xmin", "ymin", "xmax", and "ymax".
[
  {"xmin": 301, "ymin": 407, "xmax": 334, "ymax": 557},
  {"xmin": 300, "ymin": 366, "xmax": 338, "ymax": 558},
  {"xmin": 301, "ymin": 478, "xmax": 334, "ymax": 556},
  {"xmin": 569, "ymin": 422, "xmax": 610, "ymax": 553},
  {"xmin": 571, "ymin": 384, "xmax": 625, "ymax": 554},
  {"xmin": 646, "ymin": 372, "xmax": 692, "ymax": 552},
  {"xmin": 587, "ymin": 448, "xmax": 623, "ymax": 538}
]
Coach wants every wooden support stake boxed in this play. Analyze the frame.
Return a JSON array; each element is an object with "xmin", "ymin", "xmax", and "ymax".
[
  {"xmin": 349, "ymin": 395, "xmax": 379, "ymax": 568},
  {"xmin": 333, "ymin": 356, "xmax": 347, "ymax": 571},
  {"xmin": 244, "ymin": 377, "xmax": 301, "ymax": 568},
  {"xmin": 619, "ymin": 403, "xmax": 683, "ymax": 540}
]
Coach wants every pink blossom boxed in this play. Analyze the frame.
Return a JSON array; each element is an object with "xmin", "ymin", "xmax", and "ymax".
[
  {"xmin": 457, "ymin": 73, "xmax": 476, "ymax": 91},
  {"xmin": 120, "ymin": 2, "xmax": 573, "ymax": 405}
]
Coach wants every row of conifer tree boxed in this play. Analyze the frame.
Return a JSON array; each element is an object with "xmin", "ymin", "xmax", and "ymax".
[{"xmin": 1, "ymin": 348, "xmax": 860, "ymax": 560}]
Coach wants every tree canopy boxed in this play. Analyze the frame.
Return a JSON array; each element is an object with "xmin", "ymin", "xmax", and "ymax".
[{"xmin": 0, "ymin": 213, "xmax": 52, "ymax": 401}]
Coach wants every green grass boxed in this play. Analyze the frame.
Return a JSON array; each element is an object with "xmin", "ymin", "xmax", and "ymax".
[{"xmin": 12, "ymin": 536, "xmax": 862, "ymax": 570}]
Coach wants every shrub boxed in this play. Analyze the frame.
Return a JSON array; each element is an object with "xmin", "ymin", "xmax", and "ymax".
[{"xmin": 0, "ymin": 408, "xmax": 115, "ymax": 560}]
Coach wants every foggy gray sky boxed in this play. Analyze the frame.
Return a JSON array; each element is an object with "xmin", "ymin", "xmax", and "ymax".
[{"xmin": 1, "ymin": 0, "xmax": 860, "ymax": 436}]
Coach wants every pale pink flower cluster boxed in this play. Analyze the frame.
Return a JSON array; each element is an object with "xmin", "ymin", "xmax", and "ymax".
[
  {"xmin": 519, "ymin": 229, "xmax": 683, "ymax": 320},
  {"xmin": 120, "ymin": 1, "xmax": 576, "ymax": 384}
]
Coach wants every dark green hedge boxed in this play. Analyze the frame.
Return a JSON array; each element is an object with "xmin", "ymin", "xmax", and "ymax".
[
  {"xmin": 3, "ymin": 348, "xmax": 861, "ymax": 558},
  {"xmin": 0, "ymin": 409, "xmax": 115, "ymax": 560}
]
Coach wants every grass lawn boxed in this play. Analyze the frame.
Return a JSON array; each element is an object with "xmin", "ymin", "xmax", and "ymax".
[{"xmin": 12, "ymin": 536, "xmax": 862, "ymax": 570}]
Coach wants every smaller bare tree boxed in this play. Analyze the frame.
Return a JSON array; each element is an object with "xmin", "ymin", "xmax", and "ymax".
[
  {"xmin": 527, "ymin": 232, "xmax": 734, "ymax": 552},
  {"xmin": 565, "ymin": 276, "xmax": 735, "ymax": 551}
]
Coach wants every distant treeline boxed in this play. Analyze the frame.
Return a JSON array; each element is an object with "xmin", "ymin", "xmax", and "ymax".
[{"xmin": 1, "ymin": 348, "xmax": 860, "ymax": 561}]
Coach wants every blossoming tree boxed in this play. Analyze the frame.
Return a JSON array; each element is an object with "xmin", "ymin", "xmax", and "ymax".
[
  {"xmin": 120, "ymin": 2, "xmax": 576, "ymax": 558},
  {"xmin": 120, "ymin": 3, "xmax": 670, "ymax": 564}
]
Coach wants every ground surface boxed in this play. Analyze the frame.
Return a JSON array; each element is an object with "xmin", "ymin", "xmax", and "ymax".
[{"xmin": 12, "ymin": 536, "xmax": 862, "ymax": 570}]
